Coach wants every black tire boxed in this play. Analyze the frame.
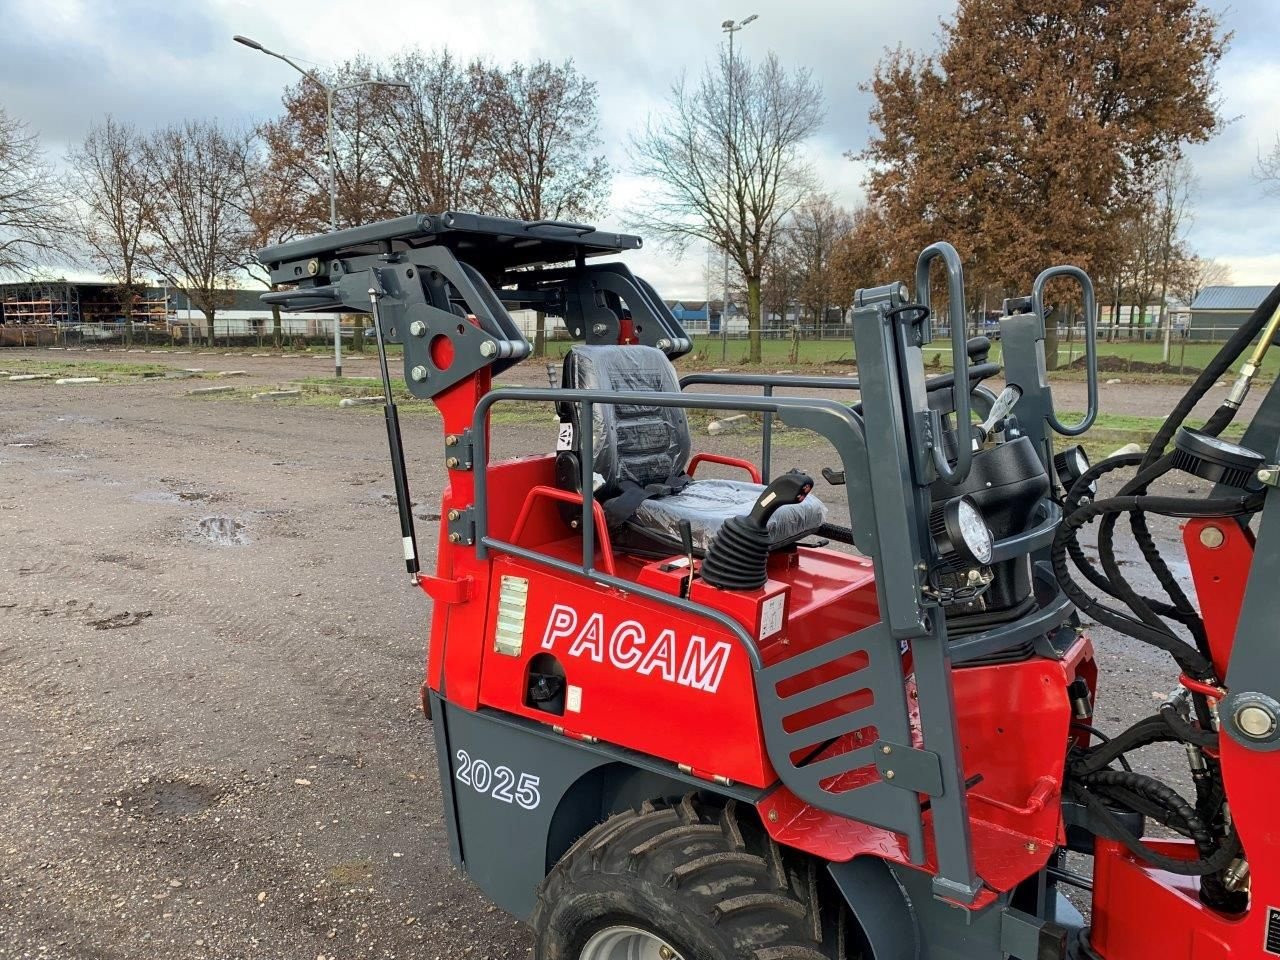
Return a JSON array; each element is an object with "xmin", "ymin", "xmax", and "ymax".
[{"xmin": 531, "ymin": 793, "xmax": 856, "ymax": 960}]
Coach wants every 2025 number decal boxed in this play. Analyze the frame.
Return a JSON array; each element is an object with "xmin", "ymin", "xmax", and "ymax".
[{"xmin": 455, "ymin": 750, "xmax": 541, "ymax": 810}]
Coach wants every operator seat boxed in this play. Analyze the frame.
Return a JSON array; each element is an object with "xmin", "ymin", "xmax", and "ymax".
[{"xmin": 555, "ymin": 344, "xmax": 827, "ymax": 557}]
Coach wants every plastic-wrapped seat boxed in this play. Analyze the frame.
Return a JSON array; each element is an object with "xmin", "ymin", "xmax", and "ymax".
[{"xmin": 555, "ymin": 344, "xmax": 826, "ymax": 557}]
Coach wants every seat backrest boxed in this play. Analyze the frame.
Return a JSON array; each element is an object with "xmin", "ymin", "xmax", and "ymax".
[{"xmin": 560, "ymin": 345, "xmax": 691, "ymax": 496}]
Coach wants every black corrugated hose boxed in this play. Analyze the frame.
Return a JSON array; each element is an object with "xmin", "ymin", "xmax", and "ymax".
[{"xmin": 1050, "ymin": 281, "xmax": 1280, "ymax": 900}]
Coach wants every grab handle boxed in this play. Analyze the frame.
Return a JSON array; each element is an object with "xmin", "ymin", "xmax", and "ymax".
[
  {"xmin": 1033, "ymin": 266, "xmax": 1098, "ymax": 437},
  {"xmin": 915, "ymin": 242, "xmax": 973, "ymax": 484}
]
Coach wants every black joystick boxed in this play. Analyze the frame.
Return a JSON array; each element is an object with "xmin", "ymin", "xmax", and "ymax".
[{"xmin": 701, "ymin": 471, "xmax": 814, "ymax": 591}]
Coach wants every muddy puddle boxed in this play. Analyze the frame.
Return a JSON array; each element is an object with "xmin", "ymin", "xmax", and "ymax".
[{"xmin": 196, "ymin": 516, "xmax": 248, "ymax": 546}]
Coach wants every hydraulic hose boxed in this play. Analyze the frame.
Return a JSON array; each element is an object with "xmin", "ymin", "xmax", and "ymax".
[
  {"xmin": 1141, "ymin": 281, "xmax": 1280, "ymax": 469},
  {"xmin": 1052, "ymin": 488, "xmax": 1262, "ymax": 678},
  {"xmin": 1095, "ymin": 456, "xmax": 1210, "ymax": 655},
  {"xmin": 1052, "ymin": 291, "xmax": 1280, "ymax": 903}
]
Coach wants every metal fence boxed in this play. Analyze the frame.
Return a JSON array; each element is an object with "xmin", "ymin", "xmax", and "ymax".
[
  {"xmin": 0, "ymin": 317, "xmax": 1249, "ymax": 362},
  {"xmin": 0, "ymin": 318, "xmax": 361, "ymax": 351},
  {"xmin": 675, "ymin": 322, "xmax": 1241, "ymax": 343}
]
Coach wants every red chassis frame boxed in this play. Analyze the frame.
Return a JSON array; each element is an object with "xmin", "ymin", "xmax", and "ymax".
[
  {"xmin": 1078, "ymin": 518, "xmax": 1280, "ymax": 960},
  {"xmin": 416, "ymin": 365, "xmax": 1096, "ymax": 909},
  {"xmin": 416, "ymin": 366, "xmax": 1279, "ymax": 953}
]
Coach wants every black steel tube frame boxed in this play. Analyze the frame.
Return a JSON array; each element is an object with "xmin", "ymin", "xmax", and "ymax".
[
  {"xmin": 1032, "ymin": 265, "xmax": 1099, "ymax": 437},
  {"xmin": 470, "ymin": 388, "xmax": 873, "ymax": 674},
  {"xmin": 679, "ymin": 372, "xmax": 864, "ymax": 483},
  {"xmin": 677, "ymin": 372, "xmax": 1004, "ymax": 485},
  {"xmin": 915, "ymin": 242, "xmax": 973, "ymax": 484}
]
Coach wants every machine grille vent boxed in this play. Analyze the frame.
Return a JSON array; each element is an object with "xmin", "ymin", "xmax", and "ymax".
[{"xmin": 1266, "ymin": 907, "xmax": 1280, "ymax": 957}]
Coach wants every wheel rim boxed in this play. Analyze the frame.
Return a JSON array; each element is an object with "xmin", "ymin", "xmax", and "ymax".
[{"xmin": 579, "ymin": 925, "xmax": 685, "ymax": 960}]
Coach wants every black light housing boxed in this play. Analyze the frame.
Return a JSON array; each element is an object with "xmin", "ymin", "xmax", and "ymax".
[
  {"xmin": 1171, "ymin": 427, "xmax": 1265, "ymax": 490},
  {"xmin": 1054, "ymin": 444, "xmax": 1095, "ymax": 498},
  {"xmin": 930, "ymin": 495, "xmax": 994, "ymax": 567}
]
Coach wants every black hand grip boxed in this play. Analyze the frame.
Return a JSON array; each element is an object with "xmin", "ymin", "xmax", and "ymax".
[
  {"xmin": 748, "ymin": 470, "xmax": 814, "ymax": 526},
  {"xmin": 678, "ymin": 519, "xmax": 694, "ymax": 557},
  {"xmin": 821, "ymin": 466, "xmax": 846, "ymax": 486}
]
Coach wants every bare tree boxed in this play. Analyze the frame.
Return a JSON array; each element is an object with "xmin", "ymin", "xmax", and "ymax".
[
  {"xmin": 1173, "ymin": 254, "xmax": 1231, "ymax": 307},
  {"xmin": 629, "ymin": 50, "xmax": 824, "ymax": 363},
  {"xmin": 66, "ymin": 117, "xmax": 152, "ymax": 342},
  {"xmin": 238, "ymin": 142, "xmax": 304, "ymax": 348},
  {"xmin": 141, "ymin": 121, "xmax": 254, "ymax": 345},
  {"xmin": 370, "ymin": 49, "xmax": 499, "ymax": 215},
  {"xmin": 788, "ymin": 195, "xmax": 854, "ymax": 328},
  {"xmin": 1258, "ymin": 135, "xmax": 1280, "ymax": 196},
  {"xmin": 0, "ymin": 109, "xmax": 67, "ymax": 277},
  {"xmin": 1149, "ymin": 157, "xmax": 1196, "ymax": 361},
  {"xmin": 761, "ymin": 240, "xmax": 801, "ymax": 334},
  {"xmin": 488, "ymin": 59, "xmax": 609, "ymax": 222},
  {"xmin": 488, "ymin": 58, "xmax": 610, "ymax": 356}
]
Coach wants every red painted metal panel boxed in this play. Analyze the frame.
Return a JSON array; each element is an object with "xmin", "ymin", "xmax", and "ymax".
[
  {"xmin": 756, "ymin": 642, "xmax": 1090, "ymax": 896},
  {"xmin": 1184, "ymin": 517, "xmax": 1256, "ymax": 680}
]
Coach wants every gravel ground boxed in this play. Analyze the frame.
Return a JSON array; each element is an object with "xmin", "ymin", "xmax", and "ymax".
[{"xmin": 0, "ymin": 347, "xmax": 1236, "ymax": 958}]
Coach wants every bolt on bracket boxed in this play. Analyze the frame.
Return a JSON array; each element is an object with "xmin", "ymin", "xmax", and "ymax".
[
  {"xmin": 874, "ymin": 739, "xmax": 944, "ymax": 796},
  {"xmin": 443, "ymin": 429, "xmax": 475, "ymax": 471},
  {"xmin": 446, "ymin": 506, "xmax": 476, "ymax": 546}
]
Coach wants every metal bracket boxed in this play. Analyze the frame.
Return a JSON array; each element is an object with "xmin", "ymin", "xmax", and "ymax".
[
  {"xmin": 1257, "ymin": 464, "xmax": 1280, "ymax": 488},
  {"xmin": 875, "ymin": 740, "xmax": 944, "ymax": 796},
  {"xmin": 1001, "ymin": 907, "xmax": 1069, "ymax": 960},
  {"xmin": 446, "ymin": 506, "xmax": 476, "ymax": 546},
  {"xmin": 444, "ymin": 429, "xmax": 475, "ymax": 471}
]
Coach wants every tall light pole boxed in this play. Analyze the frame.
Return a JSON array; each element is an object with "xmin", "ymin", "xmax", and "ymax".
[
  {"xmin": 234, "ymin": 34, "xmax": 409, "ymax": 377},
  {"xmin": 719, "ymin": 14, "xmax": 757, "ymax": 361}
]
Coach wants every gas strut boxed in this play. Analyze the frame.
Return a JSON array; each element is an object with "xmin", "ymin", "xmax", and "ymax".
[{"xmin": 368, "ymin": 273, "xmax": 420, "ymax": 577}]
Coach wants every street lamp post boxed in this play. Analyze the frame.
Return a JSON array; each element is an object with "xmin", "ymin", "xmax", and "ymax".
[
  {"xmin": 234, "ymin": 35, "xmax": 409, "ymax": 377},
  {"xmin": 719, "ymin": 14, "xmax": 757, "ymax": 362}
]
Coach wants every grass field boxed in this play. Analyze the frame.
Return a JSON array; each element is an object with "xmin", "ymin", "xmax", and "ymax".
[
  {"xmin": 662, "ymin": 334, "xmax": 1280, "ymax": 379},
  {"xmin": 0, "ymin": 358, "xmax": 193, "ymax": 380}
]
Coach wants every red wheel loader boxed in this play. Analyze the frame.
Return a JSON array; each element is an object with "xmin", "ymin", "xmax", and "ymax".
[{"xmin": 260, "ymin": 212, "xmax": 1280, "ymax": 959}]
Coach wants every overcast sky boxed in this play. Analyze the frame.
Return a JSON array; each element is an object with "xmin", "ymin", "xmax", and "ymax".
[{"xmin": 3, "ymin": 0, "xmax": 1278, "ymax": 297}]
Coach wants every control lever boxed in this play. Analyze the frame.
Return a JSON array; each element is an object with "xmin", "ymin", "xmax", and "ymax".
[
  {"xmin": 974, "ymin": 384, "xmax": 1023, "ymax": 447},
  {"xmin": 748, "ymin": 470, "xmax": 815, "ymax": 525},
  {"xmin": 678, "ymin": 519, "xmax": 695, "ymax": 598},
  {"xmin": 659, "ymin": 519, "xmax": 698, "ymax": 594},
  {"xmin": 701, "ymin": 470, "xmax": 815, "ymax": 591},
  {"xmin": 821, "ymin": 466, "xmax": 846, "ymax": 486}
]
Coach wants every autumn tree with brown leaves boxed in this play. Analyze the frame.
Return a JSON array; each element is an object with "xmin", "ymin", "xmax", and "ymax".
[
  {"xmin": 861, "ymin": 0, "xmax": 1227, "ymax": 364},
  {"xmin": 259, "ymin": 57, "xmax": 401, "ymax": 235},
  {"xmin": 829, "ymin": 205, "xmax": 890, "ymax": 307},
  {"xmin": 259, "ymin": 49, "xmax": 611, "ymax": 355},
  {"xmin": 239, "ymin": 144, "xmax": 309, "ymax": 347}
]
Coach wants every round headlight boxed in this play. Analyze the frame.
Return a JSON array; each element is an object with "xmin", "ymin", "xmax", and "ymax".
[
  {"xmin": 931, "ymin": 495, "xmax": 994, "ymax": 567},
  {"xmin": 1053, "ymin": 444, "xmax": 1095, "ymax": 498}
]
